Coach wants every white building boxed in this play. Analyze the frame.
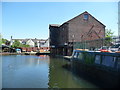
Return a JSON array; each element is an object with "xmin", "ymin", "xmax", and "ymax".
[
  {"xmin": 11, "ymin": 38, "xmax": 49, "ymax": 48},
  {"xmin": 26, "ymin": 39, "xmax": 35, "ymax": 47}
]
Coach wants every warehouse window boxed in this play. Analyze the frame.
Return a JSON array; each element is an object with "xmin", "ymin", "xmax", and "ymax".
[{"xmin": 84, "ymin": 14, "xmax": 89, "ymax": 20}]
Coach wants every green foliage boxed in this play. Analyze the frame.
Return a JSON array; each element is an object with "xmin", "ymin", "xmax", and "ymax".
[
  {"xmin": 11, "ymin": 40, "xmax": 30, "ymax": 48},
  {"xmin": 11, "ymin": 40, "xmax": 20, "ymax": 48},
  {"xmin": 0, "ymin": 34, "xmax": 2, "ymax": 46},
  {"xmin": 0, "ymin": 34, "xmax": 10, "ymax": 46},
  {"xmin": 105, "ymin": 29, "xmax": 114, "ymax": 46},
  {"xmin": 2, "ymin": 38, "xmax": 8, "ymax": 44},
  {"xmin": 19, "ymin": 44, "xmax": 30, "ymax": 47},
  {"xmin": 105, "ymin": 29, "xmax": 114, "ymax": 38}
]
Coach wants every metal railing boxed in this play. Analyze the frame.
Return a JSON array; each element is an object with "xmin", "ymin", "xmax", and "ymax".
[{"xmin": 73, "ymin": 36, "xmax": 120, "ymax": 51}]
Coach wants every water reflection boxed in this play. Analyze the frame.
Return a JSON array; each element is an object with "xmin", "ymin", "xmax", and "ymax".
[
  {"xmin": 2, "ymin": 55, "xmax": 49, "ymax": 88},
  {"xmin": 48, "ymin": 57, "xmax": 97, "ymax": 88},
  {"xmin": 2, "ymin": 55, "xmax": 97, "ymax": 88}
]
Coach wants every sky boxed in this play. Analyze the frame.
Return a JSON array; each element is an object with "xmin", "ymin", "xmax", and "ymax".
[{"xmin": 2, "ymin": 2, "xmax": 118, "ymax": 40}]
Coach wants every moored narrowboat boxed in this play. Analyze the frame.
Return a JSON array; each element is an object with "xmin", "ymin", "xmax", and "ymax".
[{"xmin": 71, "ymin": 50, "xmax": 120, "ymax": 88}]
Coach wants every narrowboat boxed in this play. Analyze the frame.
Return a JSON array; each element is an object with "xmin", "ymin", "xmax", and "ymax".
[{"xmin": 71, "ymin": 50, "xmax": 120, "ymax": 88}]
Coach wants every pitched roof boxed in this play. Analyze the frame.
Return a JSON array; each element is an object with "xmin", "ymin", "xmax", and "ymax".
[
  {"xmin": 12, "ymin": 38, "xmax": 48, "ymax": 43},
  {"xmin": 62, "ymin": 11, "xmax": 106, "ymax": 27}
]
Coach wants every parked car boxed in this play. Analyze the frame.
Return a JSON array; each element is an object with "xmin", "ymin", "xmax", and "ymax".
[
  {"xmin": 109, "ymin": 44, "xmax": 120, "ymax": 52},
  {"xmin": 98, "ymin": 46, "xmax": 111, "ymax": 52},
  {"xmin": 98, "ymin": 46, "xmax": 110, "ymax": 51}
]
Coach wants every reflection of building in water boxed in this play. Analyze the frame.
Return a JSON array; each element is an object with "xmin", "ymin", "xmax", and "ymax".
[
  {"xmin": 48, "ymin": 58, "xmax": 96, "ymax": 88},
  {"xmin": 118, "ymin": 1, "xmax": 120, "ymax": 36},
  {"xmin": 13, "ymin": 55, "xmax": 50, "ymax": 67},
  {"xmin": 48, "ymin": 58, "xmax": 72, "ymax": 88},
  {"xmin": 37, "ymin": 55, "xmax": 50, "ymax": 64}
]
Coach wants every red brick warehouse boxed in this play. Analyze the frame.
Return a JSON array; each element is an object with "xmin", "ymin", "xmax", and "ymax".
[{"xmin": 49, "ymin": 11, "xmax": 105, "ymax": 56}]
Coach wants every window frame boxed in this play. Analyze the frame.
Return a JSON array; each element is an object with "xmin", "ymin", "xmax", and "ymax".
[{"xmin": 83, "ymin": 14, "xmax": 89, "ymax": 20}]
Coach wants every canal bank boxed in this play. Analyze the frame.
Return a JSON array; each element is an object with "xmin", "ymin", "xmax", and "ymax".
[
  {"xmin": 1, "ymin": 51, "xmax": 50, "ymax": 56},
  {"xmin": 0, "ymin": 52, "xmax": 19, "ymax": 55},
  {"xmin": 0, "ymin": 52, "xmax": 33, "ymax": 55}
]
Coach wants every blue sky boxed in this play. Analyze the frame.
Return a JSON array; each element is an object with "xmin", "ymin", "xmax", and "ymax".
[{"xmin": 2, "ymin": 2, "xmax": 118, "ymax": 40}]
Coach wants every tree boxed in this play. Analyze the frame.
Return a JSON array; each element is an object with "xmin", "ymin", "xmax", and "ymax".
[
  {"xmin": 19, "ymin": 44, "xmax": 30, "ymax": 47},
  {"xmin": 11, "ymin": 40, "xmax": 21, "ymax": 48},
  {"xmin": 0, "ymin": 34, "xmax": 10, "ymax": 46},
  {"xmin": 105, "ymin": 29, "xmax": 114, "ymax": 38},
  {"xmin": 1, "ymin": 37, "xmax": 10, "ymax": 45},
  {"xmin": 0, "ymin": 34, "xmax": 2, "ymax": 46},
  {"xmin": 11, "ymin": 40, "xmax": 30, "ymax": 48},
  {"xmin": 105, "ymin": 29, "xmax": 114, "ymax": 46}
]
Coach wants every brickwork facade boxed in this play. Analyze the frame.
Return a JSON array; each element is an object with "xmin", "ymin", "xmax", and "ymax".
[{"xmin": 49, "ymin": 11, "xmax": 105, "ymax": 56}]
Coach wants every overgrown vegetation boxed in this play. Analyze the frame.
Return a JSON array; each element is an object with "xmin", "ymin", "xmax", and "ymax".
[{"xmin": 0, "ymin": 34, "xmax": 10, "ymax": 45}]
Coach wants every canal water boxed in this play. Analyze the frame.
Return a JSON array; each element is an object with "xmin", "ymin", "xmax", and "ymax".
[{"xmin": 2, "ymin": 55, "xmax": 98, "ymax": 88}]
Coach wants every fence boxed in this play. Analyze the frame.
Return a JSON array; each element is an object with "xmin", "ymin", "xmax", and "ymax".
[{"xmin": 73, "ymin": 36, "xmax": 120, "ymax": 50}]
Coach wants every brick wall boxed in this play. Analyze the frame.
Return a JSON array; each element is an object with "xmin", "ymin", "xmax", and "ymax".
[
  {"xmin": 68, "ymin": 12, "xmax": 105, "ymax": 42},
  {"xmin": 20, "ymin": 47, "xmax": 50, "ymax": 52},
  {"xmin": 49, "ymin": 11, "xmax": 105, "ymax": 55}
]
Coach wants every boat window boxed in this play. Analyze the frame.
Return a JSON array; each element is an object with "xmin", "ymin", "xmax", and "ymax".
[
  {"xmin": 72, "ymin": 52, "xmax": 76, "ymax": 57},
  {"xmin": 73, "ymin": 52, "xmax": 79, "ymax": 58},
  {"xmin": 77, "ymin": 52, "xmax": 83, "ymax": 60},
  {"xmin": 101, "ymin": 56, "xmax": 115, "ymax": 67},
  {"xmin": 95, "ymin": 55, "xmax": 101, "ymax": 64}
]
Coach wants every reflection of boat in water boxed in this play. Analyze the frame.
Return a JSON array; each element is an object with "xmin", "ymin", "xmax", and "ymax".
[{"xmin": 70, "ymin": 50, "xmax": 120, "ymax": 88}]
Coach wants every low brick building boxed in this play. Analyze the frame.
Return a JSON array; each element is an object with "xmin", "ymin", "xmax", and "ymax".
[
  {"xmin": 49, "ymin": 11, "xmax": 106, "ymax": 56},
  {"xmin": 20, "ymin": 47, "xmax": 50, "ymax": 52}
]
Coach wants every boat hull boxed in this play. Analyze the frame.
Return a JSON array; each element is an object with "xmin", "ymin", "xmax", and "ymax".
[{"xmin": 71, "ymin": 50, "xmax": 120, "ymax": 88}]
